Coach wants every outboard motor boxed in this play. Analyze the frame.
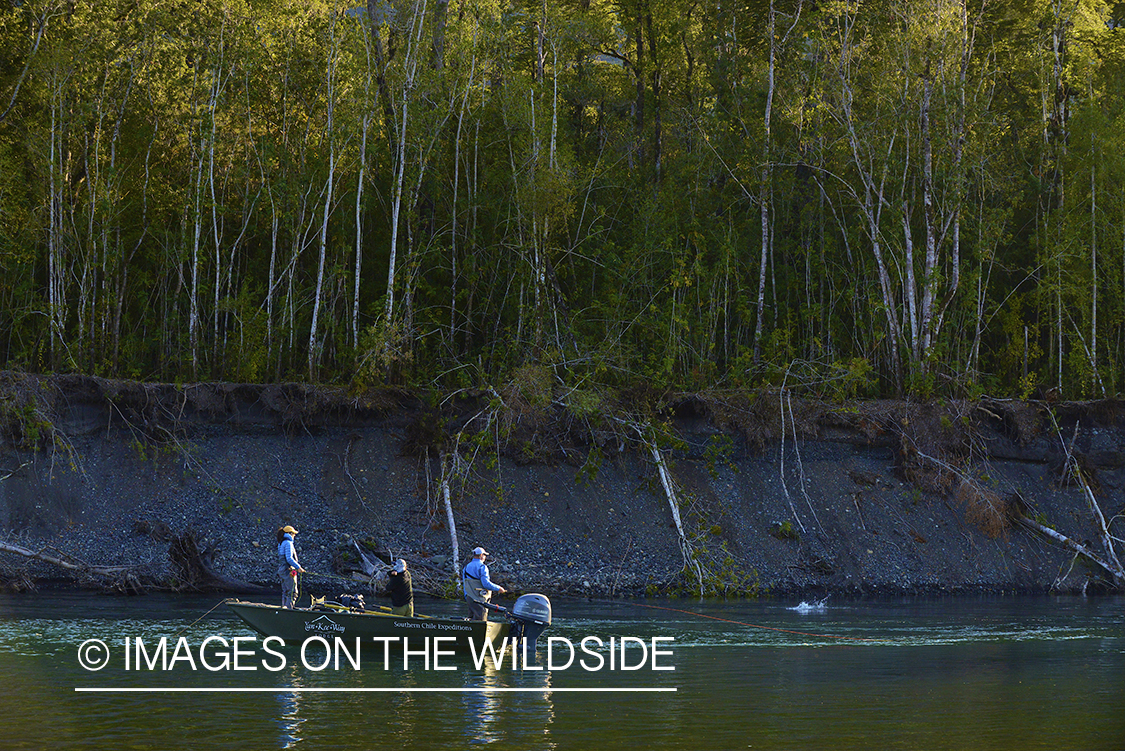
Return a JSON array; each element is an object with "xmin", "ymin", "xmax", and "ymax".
[{"xmin": 507, "ymin": 593, "xmax": 552, "ymax": 651}]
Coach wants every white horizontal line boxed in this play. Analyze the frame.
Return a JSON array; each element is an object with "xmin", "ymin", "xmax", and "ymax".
[{"xmin": 75, "ymin": 687, "xmax": 677, "ymax": 694}]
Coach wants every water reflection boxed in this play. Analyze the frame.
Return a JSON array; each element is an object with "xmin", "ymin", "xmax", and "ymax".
[
  {"xmin": 387, "ymin": 664, "xmax": 421, "ymax": 746},
  {"xmin": 0, "ymin": 594, "xmax": 1121, "ymax": 750},
  {"xmin": 276, "ymin": 665, "xmax": 306, "ymax": 748},
  {"xmin": 458, "ymin": 650, "xmax": 557, "ymax": 748},
  {"xmin": 462, "ymin": 652, "xmax": 502, "ymax": 744},
  {"xmin": 518, "ymin": 665, "xmax": 555, "ymax": 750}
]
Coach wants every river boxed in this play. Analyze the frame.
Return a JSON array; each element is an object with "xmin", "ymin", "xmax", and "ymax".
[{"xmin": 0, "ymin": 592, "xmax": 1121, "ymax": 750}]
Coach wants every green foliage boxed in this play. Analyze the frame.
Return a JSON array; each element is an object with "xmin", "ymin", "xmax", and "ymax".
[
  {"xmin": 565, "ymin": 388, "xmax": 606, "ymax": 420},
  {"xmin": 769, "ymin": 520, "xmax": 799, "ymax": 542},
  {"xmin": 0, "ymin": 397, "xmax": 52, "ymax": 450},
  {"xmin": 354, "ymin": 318, "xmax": 414, "ymax": 389},
  {"xmin": 0, "ymin": 0, "xmax": 1123, "ymax": 399},
  {"xmin": 507, "ymin": 364, "xmax": 554, "ymax": 410},
  {"xmin": 832, "ymin": 359, "xmax": 876, "ymax": 400},
  {"xmin": 575, "ymin": 445, "xmax": 604, "ymax": 487},
  {"xmin": 703, "ymin": 434, "xmax": 735, "ymax": 479}
]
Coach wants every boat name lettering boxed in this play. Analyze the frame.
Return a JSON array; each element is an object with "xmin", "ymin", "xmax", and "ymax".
[
  {"xmin": 304, "ymin": 616, "xmax": 346, "ymax": 634},
  {"xmin": 390, "ymin": 621, "xmax": 472, "ymax": 632}
]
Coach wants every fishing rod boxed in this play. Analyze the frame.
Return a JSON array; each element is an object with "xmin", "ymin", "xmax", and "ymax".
[
  {"xmin": 311, "ymin": 568, "xmax": 868, "ymax": 643},
  {"xmin": 303, "ymin": 569, "xmax": 378, "ymax": 586},
  {"xmin": 172, "ymin": 597, "xmax": 234, "ymax": 640}
]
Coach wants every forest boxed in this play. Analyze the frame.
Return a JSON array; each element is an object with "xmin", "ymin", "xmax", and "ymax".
[{"xmin": 2, "ymin": 0, "xmax": 1125, "ymax": 400}]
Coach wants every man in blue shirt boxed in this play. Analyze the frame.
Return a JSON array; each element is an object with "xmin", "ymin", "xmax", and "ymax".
[
  {"xmin": 462, "ymin": 546, "xmax": 507, "ymax": 621},
  {"xmin": 277, "ymin": 525, "xmax": 305, "ymax": 609}
]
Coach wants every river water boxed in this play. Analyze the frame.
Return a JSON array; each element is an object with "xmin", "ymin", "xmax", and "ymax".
[{"xmin": 0, "ymin": 592, "xmax": 1121, "ymax": 750}]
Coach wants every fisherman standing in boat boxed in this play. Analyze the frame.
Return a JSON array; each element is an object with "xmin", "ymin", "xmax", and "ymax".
[
  {"xmin": 462, "ymin": 546, "xmax": 506, "ymax": 621},
  {"xmin": 277, "ymin": 525, "xmax": 305, "ymax": 609},
  {"xmin": 378, "ymin": 558, "xmax": 414, "ymax": 617}
]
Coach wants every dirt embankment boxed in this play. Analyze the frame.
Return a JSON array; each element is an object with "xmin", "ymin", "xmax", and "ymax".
[{"xmin": 1, "ymin": 372, "xmax": 1123, "ymax": 600}]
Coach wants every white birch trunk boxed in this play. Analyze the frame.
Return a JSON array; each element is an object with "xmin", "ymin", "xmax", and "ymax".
[
  {"xmin": 353, "ymin": 114, "xmax": 369, "ymax": 349},
  {"xmin": 450, "ymin": 48, "xmax": 476, "ymax": 343},
  {"xmin": 384, "ymin": 0, "xmax": 428, "ymax": 328},
  {"xmin": 649, "ymin": 441, "xmax": 703, "ymax": 591},
  {"xmin": 753, "ymin": 1, "xmax": 776, "ymax": 365},
  {"xmin": 441, "ymin": 452, "xmax": 461, "ymax": 584},
  {"xmin": 308, "ymin": 11, "xmax": 340, "ymax": 379},
  {"xmin": 1091, "ymin": 164, "xmax": 1097, "ymax": 390}
]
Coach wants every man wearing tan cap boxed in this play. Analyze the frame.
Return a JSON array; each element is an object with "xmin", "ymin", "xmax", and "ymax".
[{"xmin": 276, "ymin": 525, "xmax": 305, "ymax": 608}]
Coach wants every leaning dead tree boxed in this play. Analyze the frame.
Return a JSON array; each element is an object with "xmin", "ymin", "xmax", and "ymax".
[
  {"xmin": 1015, "ymin": 512, "xmax": 1125, "ymax": 588},
  {"xmin": 439, "ymin": 451, "xmax": 461, "ymax": 582},
  {"xmin": 907, "ymin": 411, "xmax": 1125, "ymax": 591},
  {"xmin": 433, "ymin": 386, "xmax": 508, "ymax": 586},
  {"xmin": 616, "ymin": 419, "xmax": 703, "ymax": 593},
  {"xmin": 1023, "ymin": 417, "xmax": 1125, "ymax": 589}
]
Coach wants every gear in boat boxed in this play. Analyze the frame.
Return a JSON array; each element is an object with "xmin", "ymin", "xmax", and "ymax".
[{"xmin": 227, "ymin": 592, "xmax": 552, "ymax": 652}]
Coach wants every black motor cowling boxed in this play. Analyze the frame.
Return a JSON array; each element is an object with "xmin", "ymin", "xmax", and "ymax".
[{"xmin": 507, "ymin": 593, "xmax": 552, "ymax": 651}]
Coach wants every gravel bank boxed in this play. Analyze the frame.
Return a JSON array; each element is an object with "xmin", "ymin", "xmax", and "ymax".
[{"xmin": 2, "ymin": 377, "xmax": 1122, "ymax": 600}]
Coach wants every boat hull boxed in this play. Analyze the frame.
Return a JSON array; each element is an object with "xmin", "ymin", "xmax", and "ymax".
[{"xmin": 226, "ymin": 600, "xmax": 508, "ymax": 651}]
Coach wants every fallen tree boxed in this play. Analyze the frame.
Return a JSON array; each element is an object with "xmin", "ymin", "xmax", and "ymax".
[
  {"xmin": 0, "ymin": 539, "xmax": 145, "ymax": 593},
  {"xmin": 1014, "ymin": 512, "xmax": 1125, "ymax": 588}
]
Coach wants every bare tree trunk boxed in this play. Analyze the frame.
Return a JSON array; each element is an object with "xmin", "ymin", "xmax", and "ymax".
[
  {"xmin": 0, "ymin": 1, "xmax": 58, "ymax": 125},
  {"xmin": 1016, "ymin": 516, "xmax": 1124, "ymax": 587},
  {"xmin": 440, "ymin": 452, "xmax": 461, "ymax": 584},
  {"xmin": 353, "ymin": 114, "xmax": 369, "ymax": 348},
  {"xmin": 645, "ymin": 10, "xmax": 661, "ymax": 179},
  {"xmin": 0, "ymin": 540, "xmax": 135, "ymax": 578},
  {"xmin": 752, "ymin": 1, "xmax": 775, "ymax": 366},
  {"xmin": 918, "ymin": 59, "xmax": 937, "ymax": 362},
  {"xmin": 308, "ymin": 11, "xmax": 340, "ymax": 380},
  {"xmin": 204, "ymin": 21, "xmax": 231, "ymax": 367},
  {"xmin": 648, "ymin": 439, "xmax": 703, "ymax": 592},
  {"xmin": 48, "ymin": 77, "xmax": 61, "ymax": 364},
  {"xmin": 751, "ymin": 1, "xmax": 802, "ymax": 365},
  {"xmin": 367, "ymin": 0, "xmax": 398, "ymax": 160},
  {"xmin": 266, "ymin": 192, "xmax": 278, "ymax": 362},
  {"xmin": 1091, "ymin": 163, "xmax": 1098, "ymax": 391},
  {"xmin": 190, "ymin": 140, "xmax": 205, "ymax": 377},
  {"xmin": 353, "ymin": 24, "xmax": 375, "ymax": 348},
  {"xmin": 431, "ymin": 0, "xmax": 449, "ymax": 70},
  {"xmin": 931, "ymin": 0, "xmax": 971, "ymax": 349},
  {"xmin": 450, "ymin": 45, "xmax": 477, "ymax": 350},
  {"xmin": 384, "ymin": 0, "xmax": 428, "ymax": 329}
]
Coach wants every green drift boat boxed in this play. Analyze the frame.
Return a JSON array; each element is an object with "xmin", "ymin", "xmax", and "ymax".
[{"xmin": 226, "ymin": 593, "xmax": 552, "ymax": 653}]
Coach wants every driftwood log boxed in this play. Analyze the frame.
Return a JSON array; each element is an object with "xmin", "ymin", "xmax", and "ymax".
[{"xmin": 0, "ymin": 539, "xmax": 145, "ymax": 594}]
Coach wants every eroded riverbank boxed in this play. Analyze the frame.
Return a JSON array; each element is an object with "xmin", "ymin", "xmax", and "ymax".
[{"xmin": 1, "ymin": 374, "xmax": 1123, "ymax": 599}]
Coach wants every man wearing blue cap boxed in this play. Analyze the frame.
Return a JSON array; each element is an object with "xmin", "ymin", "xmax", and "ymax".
[{"xmin": 462, "ymin": 546, "xmax": 507, "ymax": 621}]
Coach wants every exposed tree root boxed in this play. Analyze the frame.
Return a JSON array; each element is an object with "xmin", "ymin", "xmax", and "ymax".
[{"xmin": 167, "ymin": 533, "xmax": 272, "ymax": 594}]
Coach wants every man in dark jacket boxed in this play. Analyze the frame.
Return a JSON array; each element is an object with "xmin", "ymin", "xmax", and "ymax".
[{"xmin": 379, "ymin": 559, "xmax": 414, "ymax": 617}]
